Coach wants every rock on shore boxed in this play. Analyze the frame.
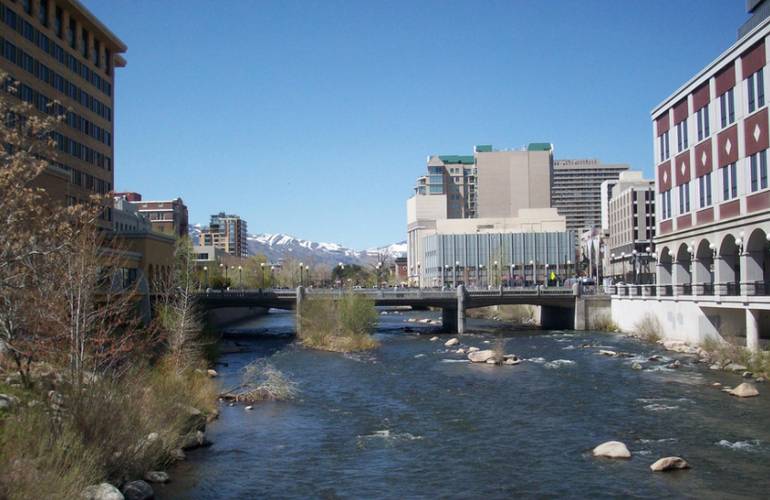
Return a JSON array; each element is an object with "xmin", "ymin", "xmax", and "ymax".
[
  {"xmin": 121, "ymin": 480, "xmax": 153, "ymax": 500},
  {"xmin": 650, "ymin": 456, "xmax": 690, "ymax": 472},
  {"xmin": 592, "ymin": 441, "xmax": 631, "ymax": 459},
  {"xmin": 82, "ymin": 483, "xmax": 124, "ymax": 500},
  {"xmin": 728, "ymin": 382, "xmax": 759, "ymax": 398}
]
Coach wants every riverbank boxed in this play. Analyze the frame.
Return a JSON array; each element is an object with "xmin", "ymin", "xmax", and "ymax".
[{"xmin": 161, "ymin": 309, "xmax": 770, "ymax": 499}]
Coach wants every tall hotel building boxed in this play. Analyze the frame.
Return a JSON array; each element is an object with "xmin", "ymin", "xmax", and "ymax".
[
  {"xmin": 201, "ymin": 213, "xmax": 249, "ymax": 258},
  {"xmin": 0, "ymin": 0, "xmax": 125, "ymax": 214},
  {"xmin": 551, "ymin": 159, "xmax": 629, "ymax": 237},
  {"xmin": 622, "ymin": 0, "xmax": 770, "ymax": 350}
]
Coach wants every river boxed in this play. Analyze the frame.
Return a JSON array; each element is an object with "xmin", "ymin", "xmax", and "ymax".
[{"xmin": 159, "ymin": 309, "xmax": 770, "ymax": 499}]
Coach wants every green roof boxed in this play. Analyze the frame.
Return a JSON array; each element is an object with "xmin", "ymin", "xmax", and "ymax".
[
  {"xmin": 439, "ymin": 155, "xmax": 475, "ymax": 164},
  {"xmin": 474, "ymin": 144, "xmax": 493, "ymax": 153},
  {"xmin": 527, "ymin": 142, "xmax": 553, "ymax": 151}
]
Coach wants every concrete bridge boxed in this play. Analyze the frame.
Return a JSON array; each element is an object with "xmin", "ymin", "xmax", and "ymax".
[{"xmin": 195, "ymin": 285, "xmax": 606, "ymax": 333}]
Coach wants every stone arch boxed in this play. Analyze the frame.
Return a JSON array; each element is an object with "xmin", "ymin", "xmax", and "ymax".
[
  {"xmin": 717, "ymin": 233, "xmax": 740, "ymax": 295},
  {"xmin": 674, "ymin": 243, "xmax": 692, "ymax": 294},
  {"xmin": 744, "ymin": 227, "xmax": 770, "ymax": 295},
  {"xmin": 694, "ymin": 238, "xmax": 715, "ymax": 294}
]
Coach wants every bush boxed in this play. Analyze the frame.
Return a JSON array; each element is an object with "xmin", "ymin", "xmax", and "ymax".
[
  {"xmin": 632, "ymin": 312, "xmax": 662, "ymax": 342},
  {"xmin": 592, "ymin": 312, "xmax": 619, "ymax": 332},
  {"xmin": 222, "ymin": 360, "xmax": 298, "ymax": 403},
  {"xmin": 298, "ymin": 293, "xmax": 379, "ymax": 352}
]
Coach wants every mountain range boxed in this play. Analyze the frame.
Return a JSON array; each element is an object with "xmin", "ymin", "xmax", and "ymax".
[{"xmin": 189, "ymin": 225, "xmax": 406, "ymax": 267}]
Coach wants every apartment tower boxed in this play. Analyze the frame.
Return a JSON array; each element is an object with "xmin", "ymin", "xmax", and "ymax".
[{"xmin": 0, "ymin": 0, "xmax": 126, "ymax": 216}]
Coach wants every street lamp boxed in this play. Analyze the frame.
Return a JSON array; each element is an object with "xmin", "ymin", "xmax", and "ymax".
[
  {"xmin": 545, "ymin": 263, "xmax": 550, "ymax": 287},
  {"xmin": 270, "ymin": 265, "xmax": 275, "ymax": 288},
  {"xmin": 510, "ymin": 264, "xmax": 515, "ymax": 287},
  {"xmin": 337, "ymin": 262, "xmax": 344, "ymax": 288},
  {"xmin": 529, "ymin": 260, "xmax": 535, "ymax": 286},
  {"xmin": 566, "ymin": 260, "xmax": 571, "ymax": 280},
  {"xmin": 375, "ymin": 262, "xmax": 382, "ymax": 288},
  {"xmin": 493, "ymin": 260, "xmax": 499, "ymax": 287},
  {"xmin": 260, "ymin": 262, "xmax": 265, "ymax": 288},
  {"xmin": 299, "ymin": 262, "xmax": 304, "ymax": 287},
  {"xmin": 220, "ymin": 263, "xmax": 228, "ymax": 288},
  {"xmin": 610, "ymin": 253, "xmax": 616, "ymax": 282},
  {"xmin": 416, "ymin": 261, "xmax": 421, "ymax": 289},
  {"xmin": 238, "ymin": 265, "xmax": 243, "ymax": 289},
  {"xmin": 632, "ymin": 249, "xmax": 638, "ymax": 284},
  {"xmin": 455, "ymin": 260, "xmax": 460, "ymax": 287},
  {"xmin": 444, "ymin": 264, "xmax": 450, "ymax": 288},
  {"xmin": 203, "ymin": 266, "xmax": 208, "ymax": 290}
]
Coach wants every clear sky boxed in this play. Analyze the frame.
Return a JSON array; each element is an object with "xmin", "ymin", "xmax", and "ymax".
[{"xmin": 83, "ymin": 0, "xmax": 748, "ymax": 249}]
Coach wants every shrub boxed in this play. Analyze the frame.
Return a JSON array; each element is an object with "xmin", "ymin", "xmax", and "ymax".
[
  {"xmin": 298, "ymin": 293, "xmax": 379, "ymax": 352},
  {"xmin": 592, "ymin": 312, "xmax": 619, "ymax": 332},
  {"xmin": 222, "ymin": 360, "xmax": 298, "ymax": 403},
  {"xmin": 632, "ymin": 312, "xmax": 662, "ymax": 343}
]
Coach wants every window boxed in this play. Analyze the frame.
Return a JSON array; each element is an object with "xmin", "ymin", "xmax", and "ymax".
[
  {"xmin": 678, "ymin": 182, "xmax": 690, "ymax": 214},
  {"xmin": 22, "ymin": 0, "xmax": 31, "ymax": 15},
  {"xmin": 660, "ymin": 190, "xmax": 673, "ymax": 220},
  {"xmin": 747, "ymin": 67, "xmax": 765, "ymax": 114},
  {"xmin": 696, "ymin": 104, "xmax": 710, "ymax": 141},
  {"xmin": 750, "ymin": 149, "xmax": 768, "ymax": 192},
  {"xmin": 698, "ymin": 172, "xmax": 712, "ymax": 208},
  {"xmin": 720, "ymin": 89, "xmax": 735, "ymax": 128},
  {"xmin": 37, "ymin": 0, "xmax": 46, "ymax": 25},
  {"xmin": 676, "ymin": 120, "xmax": 688, "ymax": 152},
  {"xmin": 721, "ymin": 162, "xmax": 738, "ymax": 200},
  {"xmin": 67, "ymin": 18, "xmax": 75, "ymax": 48},
  {"xmin": 658, "ymin": 131, "xmax": 670, "ymax": 162},
  {"xmin": 54, "ymin": 6, "xmax": 61, "ymax": 36}
]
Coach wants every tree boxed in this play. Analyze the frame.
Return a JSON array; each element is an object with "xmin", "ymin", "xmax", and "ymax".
[{"xmin": 154, "ymin": 237, "xmax": 205, "ymax": 376}]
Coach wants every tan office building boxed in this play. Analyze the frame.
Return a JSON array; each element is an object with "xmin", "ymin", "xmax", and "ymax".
[
  {"xmin": 201, "ymin": 212, "xmax": 249, "ymax": 258},
  {"xmin": 414, "ymin": 143, "xmax": 553, "ymax": 220},
  {"xmin": 0, "ymin": 0, "xmax": 126, "ymax": 216}
]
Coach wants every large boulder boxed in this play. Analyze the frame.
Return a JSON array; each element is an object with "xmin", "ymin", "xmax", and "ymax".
[
  {"xmin": 82, "ymin": 483, "xmax": 124, "ymax": 500},
  {"xmin": 144, "ymin": 471, "xmax": 170, "ymax": 484},
  {"xmin": 176, "ymin": 405, "xmax": 206, "ymax": 432},
  {"xmin": 725, "ymin": 363, "xmax": 748, "ymax": 372},
  {"xmin": 729, "ymin": 382, "xmax": 759, "ymax": 398},
  {"xmin": 592, "ymin": 441, "xmax": 631, "ymax": 459},
  {"xmin": 444, "ymin": 338, "xmax": 459, "ymax": 347},
  {"xmin": 467, "ymin": 349, "xmax": 496, "ymax": 363},
  {"xmin": 181, "ymin": 430, "xmax": 211, "ymax": 450},
  {"xmin": 467, "ymin": 347, "xmax": 480, "ymax": 352},
  {"xmin": 650, "ymin": 456, "xmax": 690, "ymax": 472},
  {"xmin": 121, "ymin": 480, "xmax": 154, "ymax": 500}
]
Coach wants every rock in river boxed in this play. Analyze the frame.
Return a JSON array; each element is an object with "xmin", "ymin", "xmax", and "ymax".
[
  {"xmin": 444, "ymin": 338, "xmax": 459, "ymax": 347},
  {"xmin": 429, "ymin": 336, "xmax": 439, "ymax": 342},
  {"xmin": 468, "ymin": 347, "xmax": 480, "ymax": 352},
  {"xmin": 728, "ymin": 382, "xmax": 759, "ymax": 398},
  {"xmin": 121, "ymin": 480, "xmax": 154, "ymax": 500},
  {"xmin": 592, "ymin": 441, "xmax": 631, "ymax": 459},
  {"xmin": 467, "ymin": 349, "xmax": 496, "ymax": 363},
  {"xmin": 144, "ymin": 471, "xmax": 170, "ymax": 483},
  {"xmin": 650, "ymin": 456, "xmax": 690, "ymax": 472},
  {"xmin": 82, "ymin": 483, "xmax": 124, "ymax": 500}
]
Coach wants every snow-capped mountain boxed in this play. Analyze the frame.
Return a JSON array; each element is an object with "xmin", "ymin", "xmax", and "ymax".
[{"xmin": 189, "ymin": 225, "xmax": 405, "ymax": 267}]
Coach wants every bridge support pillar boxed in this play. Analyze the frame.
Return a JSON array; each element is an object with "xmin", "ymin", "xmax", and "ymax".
[
  {"xmin": 457, "ymin": 284, "xmax": 467, "ymax": 334},
  {"xmin": 442, "ymin": 308, "xmax": 457, "ymax": 333},
  {"xmin": 295, "ymin": 286, "xmax": 306, "ymax": 336},
  {"xmin": 573, "ymin": 296, "xmax": 586, "ymax": 331}
]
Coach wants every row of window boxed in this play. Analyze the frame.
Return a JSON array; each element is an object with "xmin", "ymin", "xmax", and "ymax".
[
  {"xmin": 4, "ymin": 76, "xmax": 111, "ymax": 146},
  {"xmin": 658, "ymin": 68, "xmax": 765, "ymax": 163},
  {"xmin": 0, "ymin": 36, "xmax": 112, "ymax": 121},
  {"xmin": 1, "ymin": 2, "xmax": 112, "ymax": 95},
  {"xmin": 51, "ymin": 130, "xmax": 112, "ymax": 171},
  {"xmin": 659, "ymin": 152, "xmax": 769, "ymax": 220}
]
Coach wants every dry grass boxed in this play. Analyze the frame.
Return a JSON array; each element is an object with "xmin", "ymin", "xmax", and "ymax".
[
  {"xmin": 299, "ymin": 294, "xmax": 379, "ymax": 352},
  {"xmin": 466, "ymin": 305, "xmax": 535, "ymax": 323},
  {"xmin": 222, "ymin": 360, "xmax": 298, "ymax": 403},
  {"xmin": 591, "ymin": 312, "xmax": 619, "ymax": 332},
  {"xmin": 0, "ymin": 360, "xmax": 218, "ymax": 497},
  {"xmin": 632, "ymin": 313, "xmax": 662, "ymax": 343},
  {"xmin": 698, "ymin": 336, "xmax": 770, "ymax": 375}
]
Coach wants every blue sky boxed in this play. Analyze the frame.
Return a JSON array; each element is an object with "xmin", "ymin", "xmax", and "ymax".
[{"xmin": 84, "ymin": 0, "xmax": 748, "ymax": 249}]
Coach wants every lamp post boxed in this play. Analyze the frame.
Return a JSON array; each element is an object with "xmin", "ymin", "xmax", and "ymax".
[
  {"xmin": 529, "ymin": 260, "xmax": 535, "ymax": 286},
  {"xmin": 545, "ymin": 263, "xmax": 550, "ymax": 287},
  {"xmin": 238, "ymin": 265, "xmax": 243, "ymax": 289},
  {"xmin": 455, "ymin": 261, "xmax": 460, "ymax": 287},
  {"xmin": 260, "ymin": 262, "xmax": 265, "ymax": 288},
  {"xmin": 299, "ymin": 262, "xmax": 304, "ymax": 287},
  {"xmin": 645, "ymin": 246, "xmax": 652, "ymax": 284},
  {"xmin": 337, "ymin": 262, "xmax": 344, "ymax": 288},
  {"xmin": 416, "ymin": 261, "xmax": 421, "ymax": 289},
  {"xmin": 443, "ymin": 264, "xmax": 449, "ymax": 288},
  {"xmin": 203, "ymin": 266, "xmax": 208, "ymax": 290},
  {"xmin": 493, "ymin": 260, "xmax": 499, "ymax": 288},
  {"xmin": 610, "ymin": 253, "xmax": 616, "ymax": 282},
  {"xmin": 478, "ymin": 264, "xmax": 484, "ymax": 288},
  {"xmin": 510, "ymin": 264, "xmax": 515, "ymax": 287},
  {"xmin": 375, "ymin": 262, "xmax": 382, "ymax": 288},
  {"xmin": 620, "ymin": 252, "xmax": 626, "ymax": 283},
  {"xmin": 632, "ymin": 249, "xmax": 638, "ymax": 284},
  {"xmin": 566, "ymin": 259, "xmax": 571, "ymax": 280},
  {"xmin": 270, "ymin": 265, "xmax": 275, "ymax": 288}
]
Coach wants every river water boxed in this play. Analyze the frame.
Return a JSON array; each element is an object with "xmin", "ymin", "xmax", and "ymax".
[{"xmin": 160, "ymin": 309, "xmax": 770, "ymax": 499}]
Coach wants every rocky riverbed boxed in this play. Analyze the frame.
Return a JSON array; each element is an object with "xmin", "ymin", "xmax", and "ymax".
[{"xmin": 159, "ymin": 309, "xmax": 770, "ymax": 499}]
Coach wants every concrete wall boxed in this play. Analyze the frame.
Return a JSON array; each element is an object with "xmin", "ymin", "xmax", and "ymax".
[{"xmin": 610, "ymin": 298, "xmax": 738, "ymax": 344}]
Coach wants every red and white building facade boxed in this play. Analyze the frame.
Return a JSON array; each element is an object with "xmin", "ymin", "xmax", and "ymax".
[{"xmin": 613, "ymin": 14, "xmax": 770, "ymax": 350}]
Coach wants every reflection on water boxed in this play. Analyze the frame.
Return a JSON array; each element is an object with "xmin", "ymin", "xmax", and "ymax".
[{"xmin": 160, "ymin": 309, "xmax": 770, "ymax": 499}]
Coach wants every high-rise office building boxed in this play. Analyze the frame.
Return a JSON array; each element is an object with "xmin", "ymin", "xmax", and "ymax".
[
  {"xmin": 201, "ymin": 213, "xmax": 249, "ymax": 257},
  {"xmin": 551, "ymin": 159, "xmax": 629, "ymax": 236},
  {"xmin": 413, "ymin": 143, "xmax": 553, "ymax": 220},
  {"xmin": 0, "ymin": 0, "xmax": 126, "ymax": 216}
]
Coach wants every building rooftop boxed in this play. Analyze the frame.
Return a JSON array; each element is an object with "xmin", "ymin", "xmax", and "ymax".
[{"xmin": 527, "ymin": 143, "xmax": 553, "ymax": 152}]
